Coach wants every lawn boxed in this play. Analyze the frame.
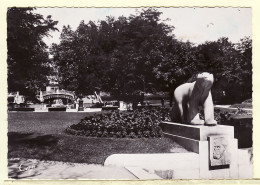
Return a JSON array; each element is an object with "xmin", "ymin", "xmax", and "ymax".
[{"xmin": 8, "ymin": 112, "xmax": 188, "ymax": 164}]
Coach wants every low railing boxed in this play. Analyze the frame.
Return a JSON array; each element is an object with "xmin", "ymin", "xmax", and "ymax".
[{"xmin": 42, "ymin": 90, "xmax": 75, "ymax": 97}]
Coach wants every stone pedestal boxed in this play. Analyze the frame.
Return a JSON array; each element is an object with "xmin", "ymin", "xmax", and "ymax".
[
  {"xmin": 160, "ymin": 122, "xmax": 239, "ymax": 179},
  {"xmin": 78, "ymin": 100, "xmax": 84, "ymax": 111}
]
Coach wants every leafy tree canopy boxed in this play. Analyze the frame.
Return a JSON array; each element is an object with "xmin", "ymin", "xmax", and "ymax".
[
  {"xmin": 7, "ymin": 7, "xmax": 58, "ymax": 97},
  {"xmin": 11, "ymin": 8, "xmax": 251, "ymax": 104}
]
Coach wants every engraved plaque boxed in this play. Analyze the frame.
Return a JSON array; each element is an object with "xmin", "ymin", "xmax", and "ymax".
[{"xmin": 209, "ymin": 135, "xmax": 231, "ymax": 167}]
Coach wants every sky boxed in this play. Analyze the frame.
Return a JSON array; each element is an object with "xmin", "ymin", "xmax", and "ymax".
[{"xmin": 34, "ymin": 7, "xmax": 251, "ymax": 47}]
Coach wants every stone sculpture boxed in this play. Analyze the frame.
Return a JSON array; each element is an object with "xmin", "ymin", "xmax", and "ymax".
[
  {"xmin": 210, "ymin": 136, "xmax": 230, "ymax": 166},
  {"xmin": 172, "ymin": 72, "xmax": 217, "ymax": 126}
]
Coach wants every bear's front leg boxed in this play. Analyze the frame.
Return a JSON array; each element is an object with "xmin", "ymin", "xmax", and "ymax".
[
  {"xmin": 187, "ymin": 82, "xmax": 205, "ymax": 125},
  {"xmin": 203, "ymin": 91, "xmax": 217, "ymax": 126}
]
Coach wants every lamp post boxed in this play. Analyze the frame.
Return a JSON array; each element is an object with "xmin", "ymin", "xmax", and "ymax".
[{"xmin": 78, "ymin": 93, "xmax": 84, "ymax": 111}]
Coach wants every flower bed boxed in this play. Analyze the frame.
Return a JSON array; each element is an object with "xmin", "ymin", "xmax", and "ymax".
[
  {"xmin": 216, "ymin": 108, "xmax": 252, "ymax": 148},
  {"xmin": 66, "ymin": 107, "xmax": 171, "ymax": 138},
  {"xmin": 65, "ymin": 107, "xmax": 226, "ymax": 139}
]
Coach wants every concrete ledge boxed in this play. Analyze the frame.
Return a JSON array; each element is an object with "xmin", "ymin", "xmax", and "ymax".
[
  {"xmin": 125, "ymin": 166, "xmax": 162, "ymax": 179},
  {"xmin": 160, "ymin": 121, "xmax": 234, "ymax": 141},
  {"xmin": 85, "ymin": 108, "xmax": 102, "ymax": 112},
  {"xmin": 172, "ymin": 169, "xmax": 200, "ymax": 179},
  {"xmin": 34, "ymin": 109, "xmax": 48, "ymax": 112},
  {"xmin": 238, "ymin": 148, "xmax": 253, "ymax": 179},
  {"xmin": 66, "ymin": 109, "xmax": 78, "ymax": 112},
  {"xmin": 238, "ymin": 148, "xmax": 253, "ymax": 165},
  {"xmin": 104, "ymin": 153, "xmax": 199, "ymax": 170}
]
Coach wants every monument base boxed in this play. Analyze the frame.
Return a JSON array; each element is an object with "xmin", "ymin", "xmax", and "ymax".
[
  {"xmin": 104, "ymin": 122, "xmax": 252, "ymax": 179},
  {"xmin": 160, "ymin": 121, "xmax": 239, "ymax": 179},
  {"xmin": 78, "ymin": 107, "xmax": 84, "ymax": 111}
]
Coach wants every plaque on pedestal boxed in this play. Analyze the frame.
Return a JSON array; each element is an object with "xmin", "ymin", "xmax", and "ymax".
[{"xmin": 208, "ymin": 135, "xmax": 231, "ymax": 168}]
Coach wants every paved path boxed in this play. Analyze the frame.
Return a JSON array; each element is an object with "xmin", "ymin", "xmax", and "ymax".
[
  {"xmin": 8, "ymin": 158, "xmax": 137, "ymax": 179},
  {"xmin": 214, "ymin": 105, "xmax": 252, "ymax": 111},
  {"xmin": 214, "ymin": 105, "xmax": 252, "ymax": 113}
]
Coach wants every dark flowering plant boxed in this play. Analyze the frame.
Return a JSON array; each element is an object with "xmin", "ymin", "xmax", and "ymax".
[{"xmin": 66, "ymin": 107, "xmax": 171, "ymax": 138}]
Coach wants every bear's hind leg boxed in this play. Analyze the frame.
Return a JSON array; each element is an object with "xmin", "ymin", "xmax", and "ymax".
[
  {"xmin": 190, "ymin": 113, "xmax": 205, "ymax": 125},
  {"xmin": 203, "ymin": 91, "xmax": 217, "ymax": 126}
]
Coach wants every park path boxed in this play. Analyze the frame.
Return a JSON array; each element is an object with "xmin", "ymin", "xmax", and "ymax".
[
  {"xmin": 8, "ymin": 158, "xmax": 137, "ymax": 179},
  {"xmin": 214, "ymin": 105, "xmax": 252, "ymax": 111}
]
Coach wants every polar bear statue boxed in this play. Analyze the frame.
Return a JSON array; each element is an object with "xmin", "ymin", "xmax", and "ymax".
[{"xmin": 172, "ymin": 72, "xmax": 217, "ymax": 126}]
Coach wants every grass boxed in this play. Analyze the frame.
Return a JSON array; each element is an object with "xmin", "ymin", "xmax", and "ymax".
[{"xmin": 8, "ymin": 112, "xmax": 187, "ymax": 164}]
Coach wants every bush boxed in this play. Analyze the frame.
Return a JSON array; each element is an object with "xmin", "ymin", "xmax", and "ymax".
[
  {"xmin": 65, "ymin": 107, "xmax": 171, "ymax": 138},
  {"xmin": 200, "ymin": 107, "xmax": 251, "ymax": 125}
]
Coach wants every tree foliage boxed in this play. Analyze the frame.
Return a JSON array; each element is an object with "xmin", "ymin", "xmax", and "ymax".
[
  {"xmin": 51, "ymin": 8, "xmax": 174, "ymax": 97},
  {"xmin": 7, "ymin": 8, "xmax": 58, "ymax": 96},
  {"xmin": 29, "ymin": 8, "xmax": 251, "ymax": 104},
  {"xmin": 195, "ymin": 37, "xmax": 252, "ymax": 103}
]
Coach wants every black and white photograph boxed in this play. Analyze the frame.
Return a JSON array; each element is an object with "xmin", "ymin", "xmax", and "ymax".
[{"xmin": 6, "ymin": 7, "xmax": 253, "ymax": 180}]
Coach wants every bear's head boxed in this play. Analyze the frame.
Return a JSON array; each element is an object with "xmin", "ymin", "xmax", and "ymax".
[{"xmin": 196, "ymin": 72, "xmax": 214, "ymax": 90}]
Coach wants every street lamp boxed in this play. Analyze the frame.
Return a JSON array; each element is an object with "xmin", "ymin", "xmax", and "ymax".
[{"xmin": 78, "ymin": 93, "xmax": 84, "ymax": 111}]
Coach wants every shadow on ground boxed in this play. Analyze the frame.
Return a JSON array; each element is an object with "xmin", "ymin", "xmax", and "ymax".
[
  {"xmin": 8, "ymin": 132, "xmax": 62, "ymax": 164},
  {"xmin": 8, "ymin": 132, "xmax": 60, "ymax": 179},
  {"xmin": 8, "ymin": 132, "xmax": 58, "ymax": 147}
]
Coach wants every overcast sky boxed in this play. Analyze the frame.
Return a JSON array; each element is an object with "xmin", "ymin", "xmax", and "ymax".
[{"xmin": 34, "ymin": 7, "xmax": 251, "ymax": 47}]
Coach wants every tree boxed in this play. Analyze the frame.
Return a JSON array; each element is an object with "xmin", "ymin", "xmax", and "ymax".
[
  {"xmin": 7, "ymin": 8, "xmax": 58, "ymax": 97},
  {"xmin": 153, "ymin": 39, "xmax": 198, "ymax": 106},
  {"xmin": 51, "ymin": 21, "xmax": 109, "ymax": 95},
  {"xmin": 50, "ymin": 25, "xmax": 79, "ymax": 92},
  {"xmin": 195, "ymin": 37, "xmax": 252, "ymax": 103},
  {"xmin": 105, "ymin": 8, "xmax": 175, "ymax": 98},
  {"xmin": 51, "ymin": 8, "xmax": 175, "ymax": 99},
  {"xmin": 233, "ymin": 37, "xmax": 252, "ymax": 101},
  {"xmin": 50, "ymin": 8, "xmax": 251, "ymax": 104}
]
